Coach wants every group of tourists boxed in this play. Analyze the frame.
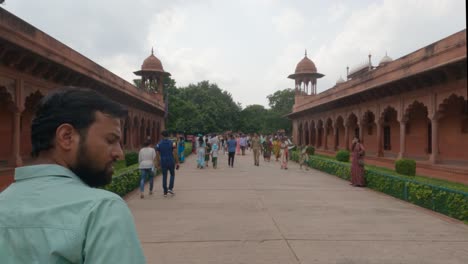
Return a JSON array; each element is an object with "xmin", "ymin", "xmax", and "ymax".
[
  {"xmin": 138, "ymin": 131, "xmax": 180, "ymax": 199},
  {"xmin": 189, "ymin": 132, "xmax": 293, "ymax": 170}
]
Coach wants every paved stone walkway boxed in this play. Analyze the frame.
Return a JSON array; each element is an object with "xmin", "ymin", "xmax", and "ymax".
[{"xmin": 126, "ymin": 150, "xmax": 468, "ymax": 263}]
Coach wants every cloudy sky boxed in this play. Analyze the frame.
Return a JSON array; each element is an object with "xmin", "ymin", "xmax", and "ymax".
[{"xmin": 3, "ymin": 0, "xmax": 466, "ymax": 107}]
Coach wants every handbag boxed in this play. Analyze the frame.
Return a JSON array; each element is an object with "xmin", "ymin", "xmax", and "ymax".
[{"xmin": 358, "ymin": 159, "xmax": 364, "ymax": 167}]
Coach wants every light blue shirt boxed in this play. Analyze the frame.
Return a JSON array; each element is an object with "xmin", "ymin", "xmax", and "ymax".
[{"xmin": 0, "ymin": 164, "xmax": 146, "ymax": 264}]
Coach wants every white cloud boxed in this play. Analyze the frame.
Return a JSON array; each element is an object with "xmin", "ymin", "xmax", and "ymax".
[{"xmin": 272, "ymin": 8, "xmax": 305, "ymax": 35}]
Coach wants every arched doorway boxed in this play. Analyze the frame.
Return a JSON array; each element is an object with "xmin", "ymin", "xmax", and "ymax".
[
  {"xmin": 335, "ymin": 116, "xmax": 345, "ymax": 150},
  {"xmin": 404, "ymin": 101, "xmax": 430, "ymax": 159},
  {"xmin": 437, "ymin": 94, "xmax": 468, "ymax": 163},
  {"xmin": 380, "ymin": 107, "xmax": 399, "ymax": 157},
  {"xmin": 361, "ymin": 111, "xmax": 377, "ymax": 156}
]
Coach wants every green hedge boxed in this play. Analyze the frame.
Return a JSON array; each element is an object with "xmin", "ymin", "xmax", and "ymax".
[
  {"xmin": 335, "ymin": 150, "xmax": 350, "ymax": 162},
  {"xmin": 103, "ymin": 168, "xmax": 140, "ymax": 197},
  {"xmin": 306, "ymin": 146, "xmax": 315, "ymax": 155},
  {"xmin": 395, "ymin": 159, "xmax": 416, "ymax": 176},
  {"xmin": 290, "ymin": 150, "xmax": 468, "ymax": 222},
  {"xmin": 125, "ymin": 152, "xmax": 138, "ymax": 166}
]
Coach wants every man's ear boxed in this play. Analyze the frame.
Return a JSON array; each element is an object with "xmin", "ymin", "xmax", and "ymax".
[{"xmin": 55, "ymin": 124, "xmax": 79, "ymax": 152}]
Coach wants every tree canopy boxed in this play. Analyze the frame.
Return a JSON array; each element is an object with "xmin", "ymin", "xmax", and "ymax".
[{"xmin": 145, "ymin": 77, "xmax": 294, "ymax": 135}]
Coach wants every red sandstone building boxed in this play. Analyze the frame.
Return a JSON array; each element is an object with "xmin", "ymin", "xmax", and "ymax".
[
  {"xmin": 288, "ymin": 30, "xmax": 467, "ymax": 184},
  {"xmin": 0, "ymin": 8, "xmax": 169, "ymax": 190}
]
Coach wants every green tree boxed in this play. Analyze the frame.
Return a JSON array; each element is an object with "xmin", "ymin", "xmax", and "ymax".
[
  {"xmin": 265, "ymin": 88, "xmax": 295, "ymax": 134},
  {"xmin": 239, "ymin": 105, "xmax": 269, "ymax": 134},
  {"xmin": 166, "ymin": 80, "xmax": 241, "ymax": 134},
  {"xmin": 267, "ymin": 88, "xmax": 295, "ymax": 114}
]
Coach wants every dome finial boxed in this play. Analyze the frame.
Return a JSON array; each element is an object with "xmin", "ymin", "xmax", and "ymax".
[
  {"xmin": 305, "ymin": 49, "xmax": 308, "ymax": 57},
  {"xmin": 151, "ymin": 47, "xmax": 154, "ymax": 55}
]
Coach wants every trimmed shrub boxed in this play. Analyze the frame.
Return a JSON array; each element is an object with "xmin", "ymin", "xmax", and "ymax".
[
  {"xmin": 306, "ymin": 146, "xmax": 315, "ymax": 155},
  {"xmin": 125, "ymin": 152, "xmax": 138, "ymax": 166},
  {"xmin": 395, "ymin": 159, "xmax": 416, "ymax": 176},
  {"xmin": 335, "ymin": 150, "xmax": 350, "ymax": 162},
  {"xmin": 103, "ymin": 168, "xmax": 140, "ymax": 197}
]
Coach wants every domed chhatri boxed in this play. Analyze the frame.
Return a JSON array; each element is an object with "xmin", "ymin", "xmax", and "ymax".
[
  {"xmin": 379, "ymin": 52, "xmax": 393, "ymax": 66},
  {"xmin": 336, "ymin": 76, "xmax": 345, "ymax": 84},
  {"xmin": 141, "ymin": 50, "xmax": 164, "ymax": 72},
  {"xmin": 295, "ymin": 55, "xmax": 317, "ymax": 74},
  {"xmin": 288, "ymin": 50, "xmax": 324, "ymax": 96},
  {"xmin": 134, "ymin": 48, "xmax": 171, "ymax": 93}
]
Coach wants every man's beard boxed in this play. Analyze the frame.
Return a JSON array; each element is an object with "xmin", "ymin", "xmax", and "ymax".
[{"xmin": 70, "ymin": 141, "xmax": 114, "ymax": 188}]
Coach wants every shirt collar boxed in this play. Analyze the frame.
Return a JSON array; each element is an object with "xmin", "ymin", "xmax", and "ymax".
[{"xmin": 14, "ymin": 164, "xmax": 83, "ymax": 183}]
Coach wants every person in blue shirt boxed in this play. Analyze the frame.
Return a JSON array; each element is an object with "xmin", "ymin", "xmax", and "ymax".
[
  {"xmin": 226, "ymin": 134, "xmax": 237, "ymax": 168},
  {"xmin": 155, "ymin": 130, "xmax": 179, "ymax": 197},
  {"xmin": 0, "ymin": 87, "xmax": 145, "ymax": 263}
]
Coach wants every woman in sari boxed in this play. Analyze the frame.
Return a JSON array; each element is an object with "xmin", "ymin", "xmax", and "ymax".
[
  {"xmin": 197, "ymin": 136, "xmax": 206, "ymax": 169},
  {"xmin": 236, "ymin": 135, "xmax": 241, "ymax": 155},
  {"xmin": 262, "ymin": 137, "xmax": 272, "ymax": 162},
  {"xmin": 280, "ymin": 137, "xmax": 289, "ymax": 169},
  {"xmin": 273, "ymin": 137, "xmax": 281, "ymax": 161},
  {"xmin": 178, "ymin": 136, "xmax": 185, "ymax": 163},
  {"xmin": 350, "ymin": 137, "xmax": 366, "ymax": 187}
]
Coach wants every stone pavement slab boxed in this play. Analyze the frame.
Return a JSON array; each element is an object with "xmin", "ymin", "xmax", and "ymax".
[{"xmin": 126, "ymin": 150, "xmax": 468, "ymax": 263}]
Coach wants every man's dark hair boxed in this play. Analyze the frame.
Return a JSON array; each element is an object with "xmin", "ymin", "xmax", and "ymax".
[
  {"xmin": 161, "ymin": 130, "xmax": 169, "ymax": 137},
  {"xmin": 31, "ymin": 87, "xmax": 128, "ymax": 157}
]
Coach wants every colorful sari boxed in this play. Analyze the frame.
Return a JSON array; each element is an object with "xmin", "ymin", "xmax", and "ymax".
[
  {"xmin": 273, "ymin": 140, "xmax": 281, "ymax": 160},
  {"xmin": 351, "ymin": 143, "xmax": 366, "ymax": 186},
  {"xmin": 197, "ymin": 142, "xmax": 206, "ymax": 168},
  {"xmin": 178, "ymin": 139, "xmax": 185, "ymax": 163}
]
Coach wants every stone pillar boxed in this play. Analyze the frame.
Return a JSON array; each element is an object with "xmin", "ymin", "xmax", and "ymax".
[
  {"xmin": 429, "ymin": 117, "xmax": 439, "ymax": 164},
  {"xmin": 324, "ymin": 127, "xmax": 328, "ymax": 150},
  {"xmin": 359, "ymin": 122, "xmax": 364, "ymax": 143},
  {"xmin": 376, "ymin": 119, "xmax": 383, "ymax": 157},
  {"xmin": 344, "ymin": 125, "xmax": 349, "ymax": 150},
  {"xmin": 315, "ymin": 127, "xmax": 319, "ymax": 147},
  {"xmin": 398, "ymin": 119, "xmax": 407, "ymax": 159},
  {"xmin": 158, "ymin": 77, "xmax": 163, "ymax": 94},
  {"xmin": 333, "ymin": 126, "xmax": 338, "ymax": 150},
  {"xmin": 11, "ymin": 110, "xmax": 23, "ymax": 167}
]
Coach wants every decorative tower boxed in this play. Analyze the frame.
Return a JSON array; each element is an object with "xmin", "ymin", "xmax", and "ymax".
[
  {"xmin": 288, "ymin": 50, "xmax": 324, "ymax": 96},
  {"xmin": 134, "ymin": 48, "xmax": 171, "ymax": 95}
]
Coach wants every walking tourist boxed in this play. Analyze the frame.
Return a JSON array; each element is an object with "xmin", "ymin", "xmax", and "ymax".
[
  {"xmin": 205, "ymin": 138, "xmax": 211, "ymax": 167},
  {"xmin": 240, "ymin": 134, "xmax": 248, "ymax": 155},
  {"xmin": 251, "ymin": 133, "xmax": 262, "ymax": 166},
  {"xmin": 197, "ymin": 136, "xmax": 206, "ymax": 168},
  {"xmin": 273, "ymin": 136, "xmax": 281, "ymax": 161},
  {"xmin": 0, "ymin": 87, "xmax": 145, "ymax": 263},
  {"xmin": 262, "ymin": 136, "xmax": 272, "ymax": 162},
  {"xmin": 156, "ymin": 130, "xmax": 179, "ymax": 197},
  {"xmin": 236, "ymin": 134, "xmax": 241, "ymax": 155},
  {"xmin": 211, "ymin": 142, "xmax": 219, "ymax": 168},
  {"xmin": 299, "ymin": 146, "xmax": 309, "ymax": 170},
  {"xmin": 178, "ymin": 136, "xmax": 185, "ymax": 163},
  {"xmin": 227, "ymin": 134, "xmax": 237, "ymax": 167},
  {"xmin": 350, "ymin": 137, "xmax": 366, "ymax": 187},
  {"xmin": 280, "ymin": 137, "xmax": 289, "ymax": 169},
  {"xmin": 139, "ymin": 140, "xmax": 156, "ymax": 198}
]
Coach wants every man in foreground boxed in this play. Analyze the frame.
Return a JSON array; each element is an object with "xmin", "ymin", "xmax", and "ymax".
[{"xmin": 0, "ymin": 87, "xmax": 146, "ymax": 263}]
